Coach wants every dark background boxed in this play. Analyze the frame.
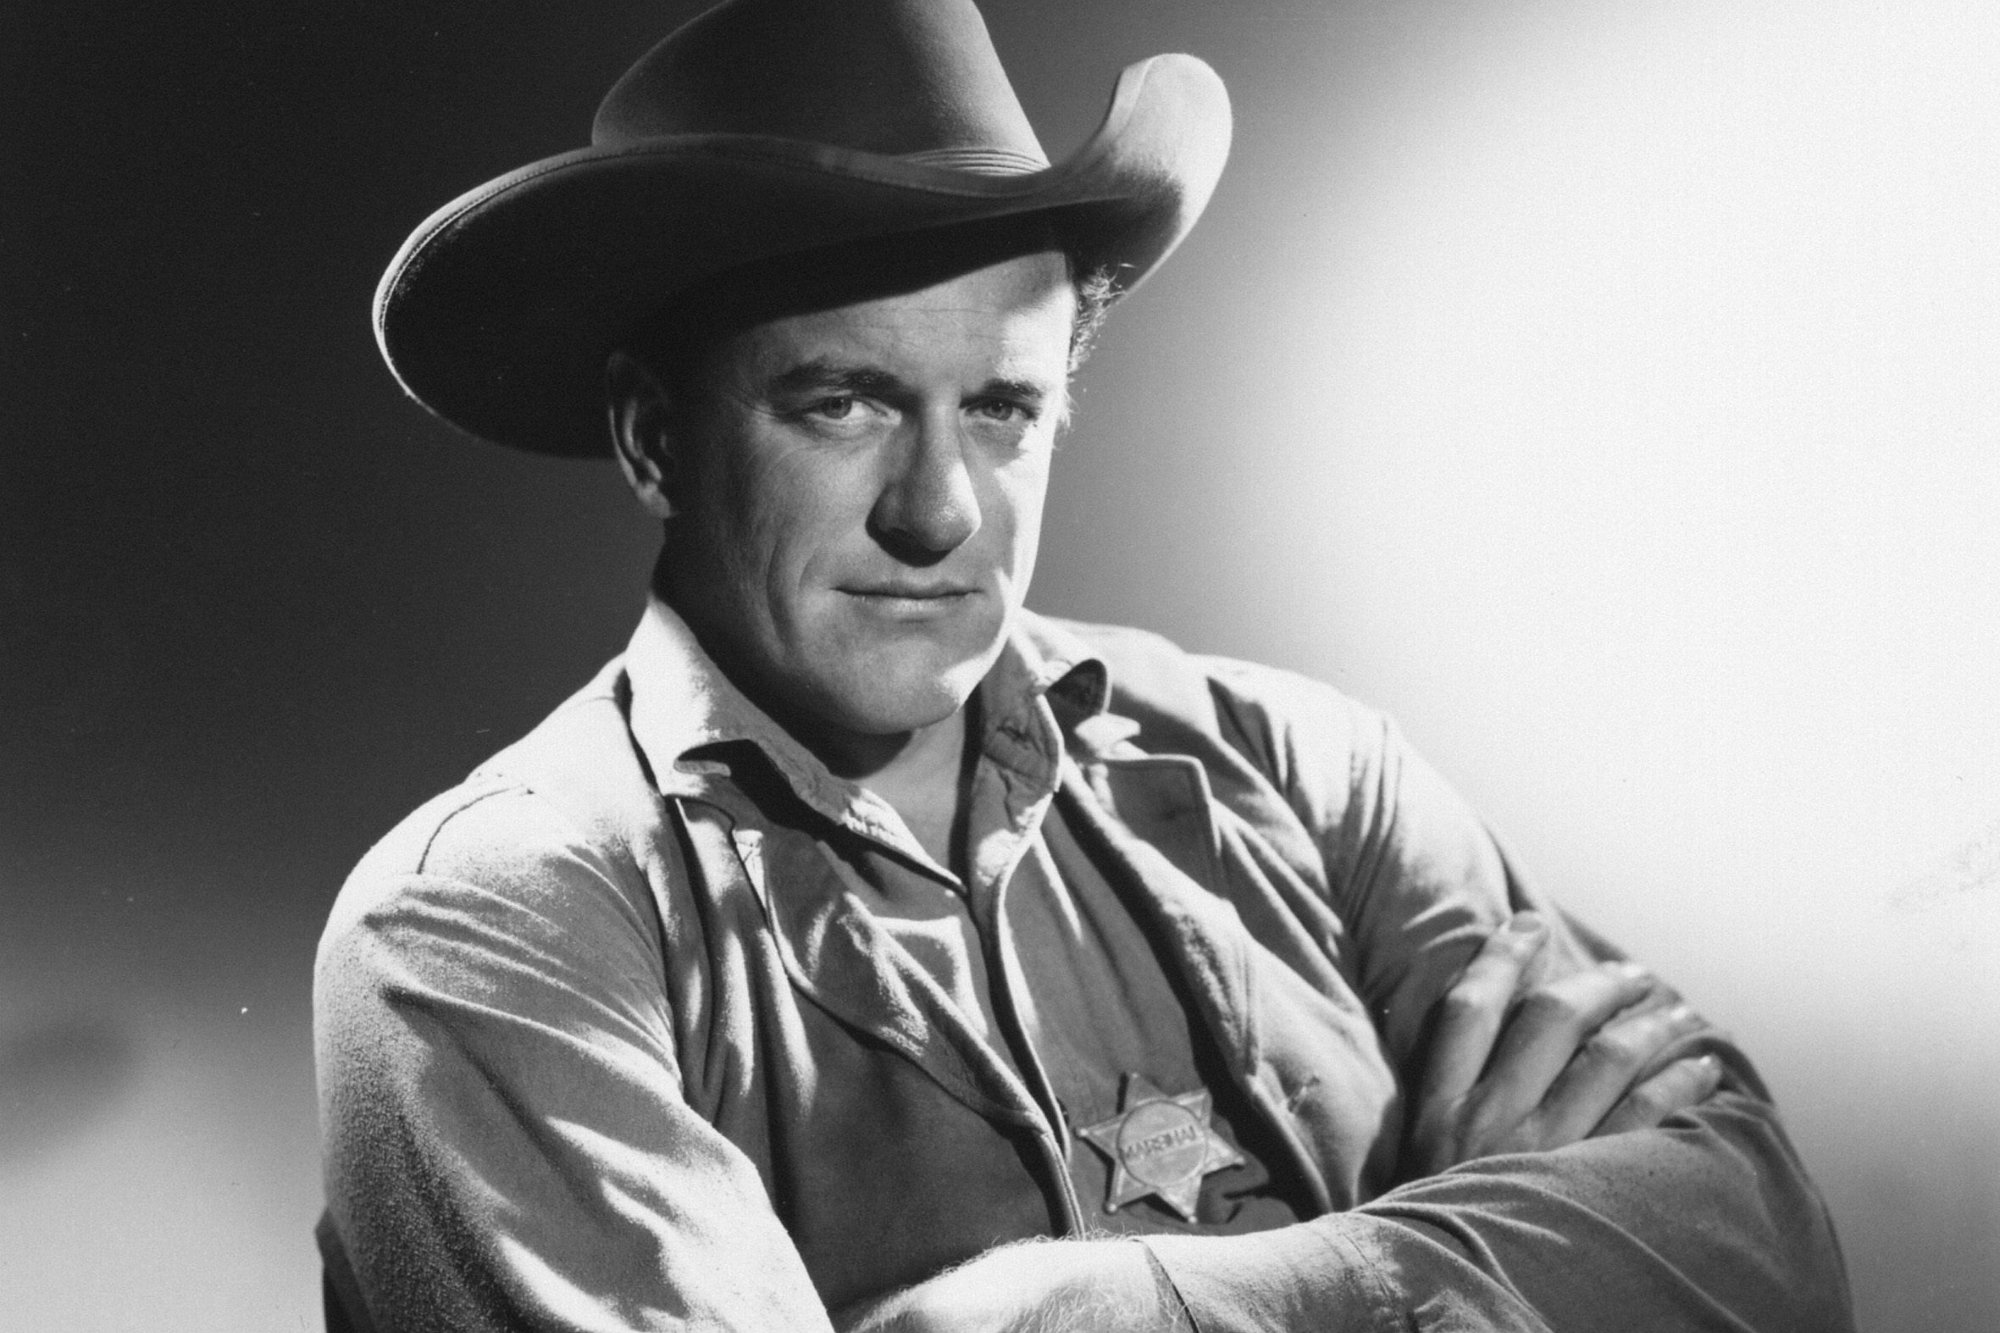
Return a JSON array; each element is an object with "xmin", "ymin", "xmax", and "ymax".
[{"xmin": 5, "ymin": 2, "xmax": 1995, "ymax": 1328}]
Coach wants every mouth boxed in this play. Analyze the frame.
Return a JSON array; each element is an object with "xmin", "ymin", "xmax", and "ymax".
[{"xmin": 838, "ymin": 582, "xmax": 978, "ymax": 618}]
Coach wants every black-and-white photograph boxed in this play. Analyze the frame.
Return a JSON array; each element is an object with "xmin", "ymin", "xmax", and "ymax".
[{"xmin": 5, "ymin": 2, "xmax": 1995, "ymax": 1329}]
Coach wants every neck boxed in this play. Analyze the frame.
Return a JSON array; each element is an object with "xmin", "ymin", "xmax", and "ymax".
[
  {"xmin": 650, "ymin": 571, "xmax": 979, "ymax": 865},
  {"xmin": 796, "ymin": 702, "xmax": 973, "ymax": 869},
  {"xmin": 803, "ymin": 704, "xmax": 966, "ymax": 786}
]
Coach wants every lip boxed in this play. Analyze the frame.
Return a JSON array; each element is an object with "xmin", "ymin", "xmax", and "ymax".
[
  {"xmin": 841, "ymin": 582, "xmax": 976, "ymax": 599},
  {"xmin": 838, "ymin": 582, "xmax": 978, "ymax": 619}
]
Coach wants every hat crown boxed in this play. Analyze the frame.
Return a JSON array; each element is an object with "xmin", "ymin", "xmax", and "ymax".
[{"xmin": 593, "ymin": 0, "xmax": 1050, "ymax": 171}]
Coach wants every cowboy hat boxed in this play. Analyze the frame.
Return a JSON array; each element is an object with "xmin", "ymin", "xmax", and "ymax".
[{"xmin": 373, "ymin": 0, "xmax": 1232, "ymax": 456}]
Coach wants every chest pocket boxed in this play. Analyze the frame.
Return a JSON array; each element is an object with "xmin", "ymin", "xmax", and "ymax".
[{"xmin": 1070, "ymin": 755, "xmax": 1401, "ymax": 1208}]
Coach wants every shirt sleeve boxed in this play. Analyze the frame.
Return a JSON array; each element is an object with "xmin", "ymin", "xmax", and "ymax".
[
  {"xmin": 1140, "ymin": 662, "xmax": 1855, "ymax": 1333},
  {"xmin": 314, "ymin": 782, "xmax": 836, "ymax": 1333}
]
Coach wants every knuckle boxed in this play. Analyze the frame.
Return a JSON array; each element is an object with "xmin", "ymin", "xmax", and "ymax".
[
  {"xmin": 1675, "ymin": 1054, "xmax": 1722, "ymax": 1094},
  {"xmin": 1664, "ymin": 1052, "xmax": 1708, "ymax": 1080},
  {"xmin": 1582, "ymin": 1028, "xmax": 1642, "ymax": 1069},
  {"xmin": 1456, "ymin": 1112, "xmax": 1505, "ymax": 1157},
  {"xmin": 1521, "ymin": 988, "xmax": 1580, "ymax": 1026},
  {"xmin": 1406, "ymin": 1118, "xmax": 1465, "ymax": 1172},
  {"xmin": 1605, "ymin": 960, "xmax": 1653, "ymax": 988},
  {"xmin": 1416, "ymin": 1094, "xmax": 1469, "ymax": 1134},
  {"xmin": 1437, "ymin": 988, "xmax": 1491, "ymax": 1023},
  {"xmin": 1459, "ymin": 954, "xmax": 1521, "ymax": 990}
]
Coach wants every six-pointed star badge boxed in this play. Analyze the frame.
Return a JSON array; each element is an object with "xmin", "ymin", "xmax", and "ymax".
[{"xmin": 1076, "ymin": 1073, "xmax": 1245, "ymax": 1221}]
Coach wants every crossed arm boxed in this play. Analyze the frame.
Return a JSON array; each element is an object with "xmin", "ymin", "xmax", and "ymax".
[
  {"xmin": 318, "ymin": 672, "xmax": 1851, "ymax": 1331},
  {"xmin": 321, "ymin": 865, "xmax": 1847, "ymax": 1333},
  {"xmin": 839, "ymin": 913, "xmax": 1725, "ymax": 1333}
]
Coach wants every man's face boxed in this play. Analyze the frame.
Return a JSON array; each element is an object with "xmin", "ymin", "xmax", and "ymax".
[{"xmin": 651, "ymin": 249, "xmax": 1075, "ymax": 752}]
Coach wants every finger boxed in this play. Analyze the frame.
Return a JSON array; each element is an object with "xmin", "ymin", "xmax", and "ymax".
[
  {"xmin": 1596, "ymin": 1052, "xmax": 1725, "ymax": 1136},
  {"xmin": 1417, "ymin": 913, "xmax": 1552, "ymax": 1109},
  {"xmin": 1463, "ymin": 959, "xmax": 1658, "ymax": 1138},
  {"xmin": 1528, "ymin": 1002, "xmax": 1709, "ymax": 1144}
]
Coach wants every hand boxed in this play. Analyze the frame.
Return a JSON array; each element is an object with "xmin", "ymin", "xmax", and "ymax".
[
  {"xmin": 834, "ymin": 1238, "xmax": 1189, "ymax": 1333},
  {"xmin": 1402, "ymin": 911, "xmax": 1723, "ymax": 1179}
]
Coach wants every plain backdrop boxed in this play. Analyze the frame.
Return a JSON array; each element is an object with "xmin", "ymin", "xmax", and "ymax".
[{"xmin": 3, "ymin": 1, "xmax": 1995, "ymax": 1329}]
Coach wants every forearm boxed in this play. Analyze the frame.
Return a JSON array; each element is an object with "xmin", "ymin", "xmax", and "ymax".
[
  {"xmin": 836, "ymin": 1237, "xmax": 1193, "ymax": 1333},
  {"xmin": 1142, "ymin": 1090, "xmax": 1853, "ymax": 1333},
  {"xmin": 1172, "ymin": 671, "xmax": 1852, "ymax": 1329}
]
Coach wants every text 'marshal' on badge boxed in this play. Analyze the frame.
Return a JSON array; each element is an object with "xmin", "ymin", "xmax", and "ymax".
[{"xmin": 1076, "ymin": 1073, "xmax": 1246, "ymax": 1222}]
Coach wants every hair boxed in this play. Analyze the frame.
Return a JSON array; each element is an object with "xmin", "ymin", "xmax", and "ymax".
[
  {"xmin": 1066, "ymin": 262, "xmax": 1118, "ymax": 374},
  {"xmin": 619, "ymin": 215, "xmax": 1122, "ymax": 409}
]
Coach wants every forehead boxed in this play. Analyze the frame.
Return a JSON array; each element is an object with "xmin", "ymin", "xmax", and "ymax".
[{"xmin": 719, "ymin": 248, "xmax": 1076, "ymax": 379}]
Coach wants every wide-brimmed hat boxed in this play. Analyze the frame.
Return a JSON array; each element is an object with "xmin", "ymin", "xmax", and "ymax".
[{"xmin": 373, "ymin": 0, "xmax": 1231, "ymax": 456}]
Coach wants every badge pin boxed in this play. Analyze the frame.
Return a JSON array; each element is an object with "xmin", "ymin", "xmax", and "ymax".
[{"xmin": 1075, "ymin": 1073, "xmax": 1245, "ymax": 1222}]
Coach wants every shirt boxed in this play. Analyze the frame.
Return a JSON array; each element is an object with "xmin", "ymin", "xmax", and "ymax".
[
  {"xmin": 314, "ymin": 599, "xmax": 1855, "ymax": 1332},
  {"xmin": 819, "ymin": 637, "xmax": 1304, "ymax": 1235}
]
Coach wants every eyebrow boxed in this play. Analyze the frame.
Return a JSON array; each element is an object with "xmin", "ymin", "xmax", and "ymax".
[
  {"xmin": 766, "ymin": 359, "xmax": 903, "ymax": 399},
  {"xmin": 765, "ymin": 358, "xmax": 1057, "ymax": 407},
  {"xmin": 978, "ymin": 376, "xmax": 1052, "ymax": 406}
]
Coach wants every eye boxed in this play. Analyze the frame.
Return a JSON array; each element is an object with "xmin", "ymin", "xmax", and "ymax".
[
  {"xmin": 782, "ymin": 389, "xmax": 896, "ymax": 438},
  {"xmin": 969, "ymin": 397, "xmax": 1037, "ymax": 424}
]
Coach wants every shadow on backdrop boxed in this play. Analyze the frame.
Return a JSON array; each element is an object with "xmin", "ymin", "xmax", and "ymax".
[{"xmin": 0, "ymin": 1019, "xmax": 143, "ymax": 1165}]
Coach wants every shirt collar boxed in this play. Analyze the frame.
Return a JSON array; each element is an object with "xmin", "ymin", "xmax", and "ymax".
[{"xmin": 624, "ymin": 596, "xmax": 1112, "ymax": 843}]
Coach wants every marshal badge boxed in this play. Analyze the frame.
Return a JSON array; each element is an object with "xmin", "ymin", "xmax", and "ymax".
[{"xmin": 1075, "ymin": 1073, "xmax": 1245, "ymax": 1222}]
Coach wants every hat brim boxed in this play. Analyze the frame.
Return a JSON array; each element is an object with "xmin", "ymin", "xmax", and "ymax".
[{"xmin": 374, "ymin": 53, "xmax": 1230, "ymax": 456}]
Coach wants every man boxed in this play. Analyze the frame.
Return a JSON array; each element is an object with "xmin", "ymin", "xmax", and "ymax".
[{"xmin": 315, "ymin": 2, "xmax": 1853, "ymax": 1330}]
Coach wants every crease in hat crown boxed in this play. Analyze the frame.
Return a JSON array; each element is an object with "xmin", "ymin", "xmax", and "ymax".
[
  {"xmin": 593, "ymin": 0, "xmax": 1051, "ymax": 170},
  {"xmin": 375, "ymin": 0, "xmax": 1231, "ymax": 456}
]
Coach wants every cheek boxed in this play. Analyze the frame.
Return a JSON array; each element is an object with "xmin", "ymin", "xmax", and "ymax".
[
  {"xmin": 992, "ymin": 453, "xmax": 1052, "ymax": 576},
  {"xmin": 673, "ymin": 431, "xmax": 794, "ymax": 610},
  {"xmin": 719, "ymin": 443, "xmax": 866, "ymax": 607}
]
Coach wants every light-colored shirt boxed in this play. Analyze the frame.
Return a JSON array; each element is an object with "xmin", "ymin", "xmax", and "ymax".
[
  {"xmin": 823, "ymin": 639, "xmax": 1306, "ymax": 1234},
  {"xmin": 315, "ymin": 599, "xmax": 1854, "ymax": 1332}
]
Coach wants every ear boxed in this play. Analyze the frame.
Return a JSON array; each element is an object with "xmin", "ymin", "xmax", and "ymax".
[{"xmin": 607, "ymin": 350, "xmax": 681, "ymax": 521}]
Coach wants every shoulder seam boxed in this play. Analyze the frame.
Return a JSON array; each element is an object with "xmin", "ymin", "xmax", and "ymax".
[{"xmin": 411, "ymin": 780, "xmax": 530, "ymax": 875}]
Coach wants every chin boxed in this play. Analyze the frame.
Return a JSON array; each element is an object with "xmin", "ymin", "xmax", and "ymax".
[{"xmin": 819, "ymin": 647, "xmax": 993, "ymax": 738}]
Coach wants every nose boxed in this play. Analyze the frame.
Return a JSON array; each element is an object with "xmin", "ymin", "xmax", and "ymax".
[{"xmin": 868, "ymin": 411, "xmax": 981, "ymax": 560}]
